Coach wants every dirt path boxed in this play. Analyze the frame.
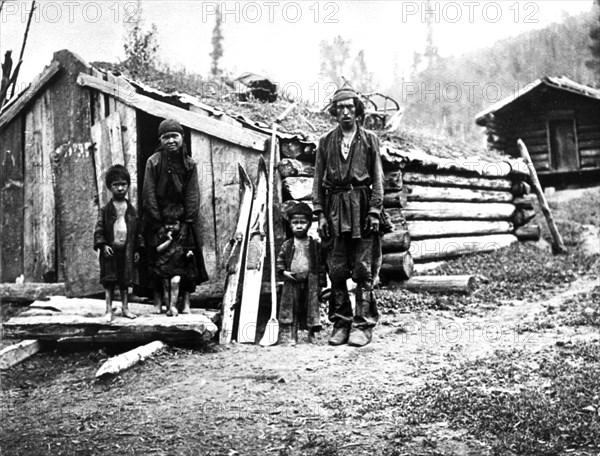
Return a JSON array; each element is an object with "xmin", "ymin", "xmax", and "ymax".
[{"xmin": 2, "ymin": 275, "xmax": 598, "ymax": 456}]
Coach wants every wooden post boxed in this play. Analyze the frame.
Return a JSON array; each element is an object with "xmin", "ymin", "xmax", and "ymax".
[{"xmin": 517, "ymin": 139, "xmax": 566, "ymax": 253}]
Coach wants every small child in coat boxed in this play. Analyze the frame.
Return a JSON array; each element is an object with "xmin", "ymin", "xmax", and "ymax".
[
  {"xmin": 276, "ymin": 202, "xmax": 326, "ymax": 345},
  {"xmin": 93, "ymin": 164, "xmax": 143, "ymax": 321},
  {"xmin": 151, "ymin": 203, "xmax": 198, "ymax": 316}
]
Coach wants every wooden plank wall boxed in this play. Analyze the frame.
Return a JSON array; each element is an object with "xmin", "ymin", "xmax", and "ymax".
[
  {"xmin": 49, "ymin": 50, "xmax": 100, "ymax": 296},
  {"xmin": 23, "ymin": 91, "xmax": 56, "ymax": 282},
  {"xmin": 0, "ymin": 117, "xmax": 24, "ymax": 282}
]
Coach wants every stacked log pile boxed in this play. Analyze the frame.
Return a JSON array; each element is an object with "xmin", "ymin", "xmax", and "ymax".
[{"xmin": 278, "ymin": 139, "xmax": 538, "ymax": 284}]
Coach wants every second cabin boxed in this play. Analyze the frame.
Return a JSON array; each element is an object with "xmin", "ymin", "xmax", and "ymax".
[{"xmin": 476, "ymin": 76, "xmax": 600, "ymax": 188}]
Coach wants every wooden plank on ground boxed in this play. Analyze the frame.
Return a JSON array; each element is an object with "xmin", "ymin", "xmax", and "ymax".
[
  {"xmin": 0, "ymin": 340, "xmax": 41, "ymax": 369},
  {"xmin": 0, "ymin": 283, "xmax": 65, "ymax": 301},
  {"xmin": 23, "ymin": 91, "xmax": 55, "ymax": 281},
  {"xmin": 0, "ymin": 116, "xmax": 24, "ymax": 282},
  {"xmin": 96, "ymin": 340, "xmax": 166, "ymax": 377},
  {"xmin": 3, "ymin": 313, "xmax": 218, "ymax": 343},
  {"xmin": 77, "ymin": 73, "xmax": 267, "ymax": 152},
  {"xmin": 22, "ymin": 296, "xmax": 220, "ymax": 322},
  {"xmin": 51, "ymin": 143, "xmax": 103, "ymax": 297}
]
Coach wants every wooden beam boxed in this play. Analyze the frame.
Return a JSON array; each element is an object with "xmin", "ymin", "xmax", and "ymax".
[
  {"xmin": 399, "ymin": 201, "xmax": 516, "ymax": 221},
  {"xmin": 0, "ymin": 61, "xmax": 61, "ymax": 132},
  {"xmin": 0, "ymin": 282, "xmax": 65, "ymax": 301},
  {"xmin": 405, "ymin": 185, "xmax": 513, "ymax": 203},
  {"xmin": 409, "ymin": 234, "xmax": 517, "ymax": 261},
  {"xmin": 517, "ymin": 139, "xmax": 566, "ymax": 253},
  {"xmin": 402, "ymin": 172, "xmax": 512, "ymax": 190},
  {"xmin": 0, "ymin": 340, "xmax": 40, "ymax": 369},
  {"xmin": 77, "ymin": 73, "xmax": 267, "ymax": 152},
  {"xmin": 3, "ymin": 314, "xmax": 218, "ymax": 343},
  {"xmin": 406, "ymin": 220, "xmax": 513, "ymax": 239},
  {"xmin": 394, "ymin": 275, "xmax": 477, "ymax": 294},
  {"xmin": 95, "ymin": 340, "xmax": 166, "ymax": 377}
]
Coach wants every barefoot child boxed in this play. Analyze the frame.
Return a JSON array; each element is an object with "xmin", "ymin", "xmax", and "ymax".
[
  {"xmin": 93, "ymin": 164, "xmax": 143, "ymax": 321},
  {"xmin": 276, "ymin": 202, "xmax": 326, "ymax": 345},
  {"xmin": 151, "ymin": 204, "xmax": 198, "ymax": 316}
]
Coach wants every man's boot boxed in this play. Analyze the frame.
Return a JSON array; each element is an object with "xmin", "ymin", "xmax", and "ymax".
[
  {"xmin": 329, "ymin": 323, "xmax": 350, "ymax": 346},
  {"xmin": 348, "ymin": 286, "xmax": 375, "ymax": 347}
]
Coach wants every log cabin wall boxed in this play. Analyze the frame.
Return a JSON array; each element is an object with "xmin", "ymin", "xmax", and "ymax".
[
  {"xmin": 278, "ymin": 140, "xmax": 534, "ymax": 280},
  {"xmin": 483, "ymin": 84, "xmax": 600, "ymax": 185}
]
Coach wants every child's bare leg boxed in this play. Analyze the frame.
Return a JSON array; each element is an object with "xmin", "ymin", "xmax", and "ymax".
[
  {"xmin": 166, "ymin": 276, "xmax": 180, "ymax": 317},
  {"xmin": 162, "ymin": 279, "xmax": 172, "ymax": 315},
  {"xmin": 153, "ymin": 289, "xmax": 163, "ymax": 314},
  {"xmin": 181, "ymin": 290, "xmax": 191, "ymax": 314},
  {"xmin": 121, "ymin": 286, "xmax": 136, "ymax": 319},
  {"xmin": 104, "ymin": 286, "xmax": 114, "ymax": 322}
]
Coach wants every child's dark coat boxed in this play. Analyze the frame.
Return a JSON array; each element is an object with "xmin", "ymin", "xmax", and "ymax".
[
  {"xmin": 276, "ymin": 236, "xmax": 326, "ymax": 329},
  {"xmin": 93, "ymin": 199, "xmax": 144, "ymax": 286}
]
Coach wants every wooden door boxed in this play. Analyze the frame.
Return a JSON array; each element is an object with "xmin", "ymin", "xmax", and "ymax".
[{"xmin": 549, "ymin": 119, "xmax": 578, "ymax": 171}]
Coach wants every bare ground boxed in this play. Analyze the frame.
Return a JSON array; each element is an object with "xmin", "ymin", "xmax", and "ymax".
[{"xmin": 1, "ymin": 271, "xmax": 598, "ymax": 456}]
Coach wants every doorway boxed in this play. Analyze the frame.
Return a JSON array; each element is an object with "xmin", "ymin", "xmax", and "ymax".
[{"xmin": 549, "ymin": 118, "xmax": 578, "ymax": 171}]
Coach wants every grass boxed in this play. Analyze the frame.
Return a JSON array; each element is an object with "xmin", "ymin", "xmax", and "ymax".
[
  {"xmin": 376, "ymin": 243, "xmax": 599, "ymax": 314},
  {"xmin": 391, "ymin": 342, "xmax": 600, "ymax": 455}
]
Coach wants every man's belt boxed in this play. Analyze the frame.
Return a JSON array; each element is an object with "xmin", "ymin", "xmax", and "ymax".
[{"xmin": 326, "ymin": 184, "xmax": 369, "ymax": 194}]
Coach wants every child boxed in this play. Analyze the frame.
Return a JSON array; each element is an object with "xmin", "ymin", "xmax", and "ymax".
[
  {"xmin": 93, "ymin": 164, "xmax": 143, "ymax": 321},
  {"xmin": 151, "ymin": 204, "xmax": 198, "ymax": 316},
  {"xmin": 276, "ymin": 202, "xmax": 326, "ymax": 345}
]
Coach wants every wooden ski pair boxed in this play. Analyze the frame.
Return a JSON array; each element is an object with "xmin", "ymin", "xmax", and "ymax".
[
  {"xmin": 220, "ymin": 103, "xmax": 297, "ymax": 345},
  {"xmin": 219, "ymin": 159, "xmax": 267, "ymax": 345}
]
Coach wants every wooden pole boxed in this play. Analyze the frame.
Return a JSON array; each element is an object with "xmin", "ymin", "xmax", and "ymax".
[
  {"xmin": 95, "ymin": 340, "xmax": 166, "ymax": 377},
  {"xmin": 10, "ymin": 1, "xmax": 36, "ymax": 98},
  {"xmin": 517, "ymin": 139, "xmax": 566, "ymax": 253}
]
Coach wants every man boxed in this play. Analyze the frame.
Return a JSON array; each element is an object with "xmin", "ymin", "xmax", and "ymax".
[
  {"xmin": 312, "ymin": 83, "xmax": 384, "ymax": 347},
  {"xmin": 142, "ymin": 118, "xmax": 208, "ymax": 313}
]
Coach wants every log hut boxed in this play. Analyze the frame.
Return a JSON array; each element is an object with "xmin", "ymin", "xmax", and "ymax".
[
  {"xmin": 278, "ymin": 139, "xmax": 534, "ymax": 281},
  {"xmin": 475, "ymin": 76, "xmax": 600, "ymax": 188},
  {"xmin": 0, "ymin": 49, "xmax": 545, "ymax": 297},
  {"xmin": 0, "ymin": 50, "xmax": 292, "ymax": 298}
]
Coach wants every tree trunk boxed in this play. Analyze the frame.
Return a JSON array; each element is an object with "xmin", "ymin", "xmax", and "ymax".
[
  {"xmin": 406, "ymin": 220, "xmax": 513, "ymax": 239},
  {"xmin": 391, "ymin": 202, "xmax": 516, "ymax": 221},
  {"xmin": 95, "ymin": 340, "xmax": 166, "ymax": 377},
  {"xmin": 380, "ymin": 251, "xmax": 414, "ymax": 280},
  {"xmin": 405, "ymin": 185, "xmax": 513, "ymax": 203},
  {"xmin": 410, "ymin": 234, "xmax": 518, "ymax": 261},
  {"xmin": 515, "ymin": 224, "xmax": 541, "ymax": 241},
  {"xmin": 394, "ymin": 275, "xmax": 477, "ymax": 293},
  {"xmin": 277, "ymin": 158, "xmax": 314, "ymax": 178},
  {"xmin": 381, "ymin": 229, "xmax": 411, "ymax": 253},
  {"xmin": 517, "ymin": 139, "xmax": 566, "ymax": 253},
  {"xmin": 402, "ymin": 171, "xmax": 512, "ymax": 190},
  {"xmin": 383, "ymin": 190, "xmax": 407, "ymax": 208}
]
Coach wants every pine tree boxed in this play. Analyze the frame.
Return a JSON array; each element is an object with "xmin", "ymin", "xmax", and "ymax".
[
  {"xmin": 585, "ymin": 0, "xmax": 600, "ymax": 84},
  {"xmin": 319, "ymin": 36, "xmax": 351, "ymax": 86},
  {"xmin": 210, "ymin": 6, "xmax": 224, "ymax": 77},
  {"xmin": 123, "ymin": 1, "xmax": 159, "ymax": 77}
]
